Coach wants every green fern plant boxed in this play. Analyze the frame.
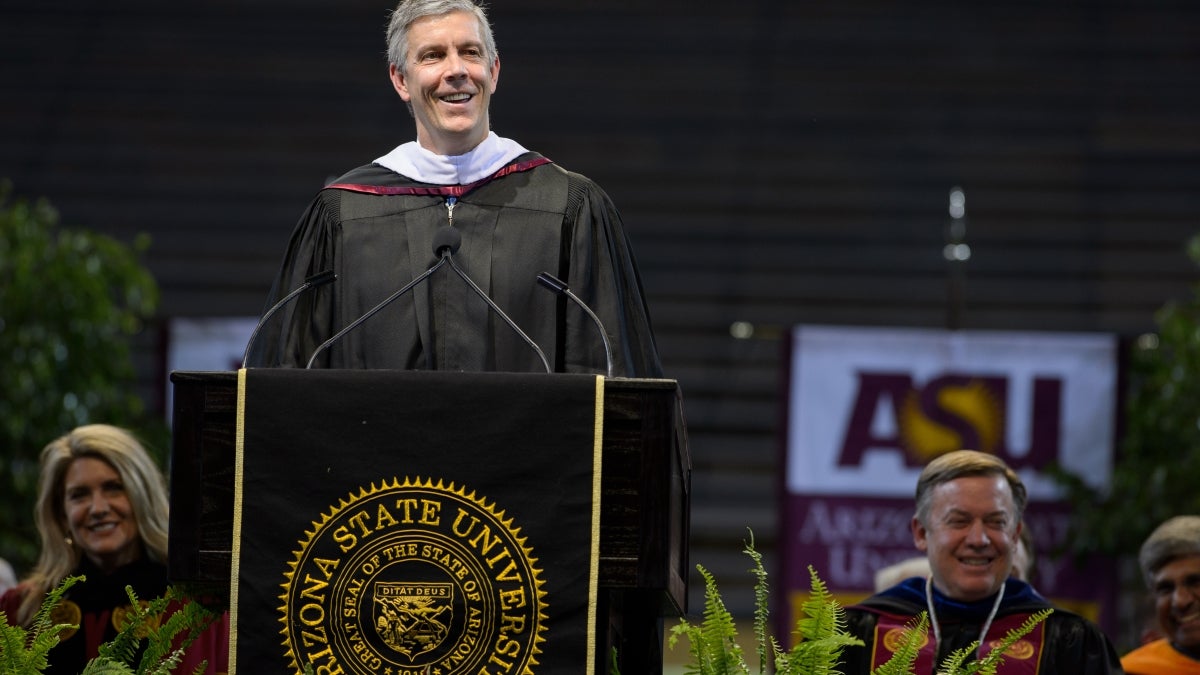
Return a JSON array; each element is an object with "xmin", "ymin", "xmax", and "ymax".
[
  {"xmin": 0, "ymin": 577, "xmax": 220, "ymax": 675},
  {"xmin": 668, "ymin": 535, "xmax": 865, "ymax": 675},
  {"xmin": 666, "ymin": 533, "xmax": 1050, "ymax": 675},
  {"xmin": 669, "ymin": 563, "xmax": 748, "ymax": 674},
  {"xmin": 0, "ymin": 575, "xmax": 84, "ymax": 674},
  {"xmin": 83, "ymin": 585, "xmax": 219, "ymax": 675},
  {"xmin": 773, "ymin": 566, "xmax": 864, "ymax": 673},
  {"xmin": 933, "ymin": 609, "xmax": 1052, "ymax": 675},
  {"xmin": 869, "ymin": 614, "xmax": 928, "ymax": 675}
]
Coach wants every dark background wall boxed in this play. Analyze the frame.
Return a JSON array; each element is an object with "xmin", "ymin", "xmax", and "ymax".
[{"xmin": 3, "ymin": 0, "xmax": 1198, "ymax": 636}]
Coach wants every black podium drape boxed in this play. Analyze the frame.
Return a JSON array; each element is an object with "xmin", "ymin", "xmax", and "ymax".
[{"xmin": 229, "ymin": 369, "xmax": 604, "ymax": 675}]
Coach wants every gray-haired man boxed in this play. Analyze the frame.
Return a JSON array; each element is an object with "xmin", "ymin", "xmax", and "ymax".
[{"xmin": 1122, "ymin": 515, "xmax": 1200, "ymax": 673}]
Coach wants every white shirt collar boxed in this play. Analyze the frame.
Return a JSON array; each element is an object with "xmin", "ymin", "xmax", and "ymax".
[{"xmin": 374, "ymin": 132, "xmax": 529, "ymax": 185}]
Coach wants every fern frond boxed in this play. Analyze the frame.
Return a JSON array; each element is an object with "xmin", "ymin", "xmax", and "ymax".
[
  {"xmin": 87, "ymin": 583, "xmax": 220, "ymax": 675},
  {"xmin": 141, "ymin": 646, "xmax": 188, "ymax": 675},
  {"xmin": 960, "ymin": 608, "xmax": 1054, "ymax": 675},
  {"xmin": 1, "ymin": 575, "xmax": 83, "ymax": 672},
  {"xmin": 743, "ymin": 531, "xmax": 769, "ymax": 674},
  {"xmin": 29, "ymin": 575, "xmax": 84, "ymax": 643},
  {"xmin": 0, "ymin": 616, "xmax": 32, "ymax": 672},
  {"xmin": 94, "ymin": 586, "xmax": 150, "ymax": 667},
  {"xmin": 0, "ymin": 620, "xmax": 24, "ymax": 656},
  {"xmin": 781, "ymin": 633, "xmax": 863, "ymax": 675},
  {"xmin": 136, "ymin": 589, "xmax": 217, "ymax": 674},
  {"xmin": 934, "ymin": 644, "xmax": 978, "ymax": 675},
  {"xmin": 796, "ymin": 565, "xmax": 845, "ymax": 642},
  {"xmin": 779, "ymin": 566, "xmax": 863, "ymax": 675},
  {"xmin": 130, "ymin": 590, "xmax": 178, "ymax": 671},
  {"xmin": 871, "ymin": 613, "xmax": 929, "ymax": 675},
  {"xmin": 769, "ymin": 634, "xmax": 784, "ymax": 665},
  {"xmin": 79, "ymin": 657, "xmax": 137, "ymax": 674},
  {"xmin": 668, "ymin": 564, "xmax": 748, "ymax": 675},
  {"xmin": 26, "ymin": 629, "xmax": 69, "ymax": 670},
  {"xmin": 608, "ymin": 646, "xmax": 621, "ymax": 675}
]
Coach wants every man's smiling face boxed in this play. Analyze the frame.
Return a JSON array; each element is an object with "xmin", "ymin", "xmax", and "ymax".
[
  {"xmin": 389, "ymin": 10, "xmax": 499, "ymax": 156},
  {"xmin": 913, "ymin": 474, "xmax": 1020, "ymax": 602},
  {"xmin": 1152, "ymin": 554, "xmax": 1200, "ymax": 653}
]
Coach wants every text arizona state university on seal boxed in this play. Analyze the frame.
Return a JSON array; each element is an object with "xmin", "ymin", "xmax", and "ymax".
[{"xmin": 280, "ymin": 477, "xmax": 547, "ymax": 675}]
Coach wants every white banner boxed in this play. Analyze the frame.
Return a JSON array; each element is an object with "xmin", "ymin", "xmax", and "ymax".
[{"xmin": 786, "ymin": 325, "xmax": 1116, "ymax": 499}]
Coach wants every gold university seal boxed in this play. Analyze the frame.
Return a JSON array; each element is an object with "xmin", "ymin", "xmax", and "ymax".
[{"xmin": 280, "ymin": 477, "xmax": 547, "ymax": 675}]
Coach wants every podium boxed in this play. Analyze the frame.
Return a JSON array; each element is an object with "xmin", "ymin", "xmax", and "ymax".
[{"xmin": 168, "ymin": 370, "xmax": 689, "ymax": 674}]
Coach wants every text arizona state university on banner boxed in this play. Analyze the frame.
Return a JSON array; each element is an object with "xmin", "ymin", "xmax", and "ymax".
[{"xmin": 231, "ymin": 369, "xmax": 604, "ymax": 675}]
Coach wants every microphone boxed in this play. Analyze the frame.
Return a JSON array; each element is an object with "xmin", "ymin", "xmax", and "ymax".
[
  {"xmin": 438, "ymin": 229, "xmax": 552, "ymax": 374},
  {"xmin": 305, "ymin": 226, "xmax": 551, "ymax": 373},
  {"xmin": 241, "ymin": 269, "xmax": 336, "ymax": 368},
  {"xmin": 536, "ymin": 272, "xmax": 614, "ymax": 378}
]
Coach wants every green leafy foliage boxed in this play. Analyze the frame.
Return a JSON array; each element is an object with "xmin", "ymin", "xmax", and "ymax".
[
  {"xmin": 83, "ymin": 586, "xmax": 218, "ymax": 675},
  {"xmin": 0, "ymin": 575, "xmax": 83, "ymax": 674},
  {"xmin": 869, "ymin": 614, "xmax": 927, "ymax": 675},
  {"xmin": 669, "ymin": 564, "xmax": 748, "ymax": 674},
  {"xmin": 774, "ymin": 566, "xmax": 862, "ymax": 674},
  {"xmin": 0, "ymin": 577, "xmax": 219, "ymax": 675},
  {"xmin": 1051, "ymin": 233, "xmax": 1200, "ymax": 560},
  {"xmin": 933, "ymin": 609, "xmax": 1052, "ymax": 675},
  {"xmin": 664, "ymin": 533, "xmax": 1049, "ymax": 675},
  {"xmin": 0, "ymin": 180, "xmax": 163, "ymax": 571},
  {"xmin": 745, "ymin": 535, "xmax": 769, "ymax": 674},
  {"xmin": 668, "ymin": 533, "xmax": 867, "ymax": 675}
]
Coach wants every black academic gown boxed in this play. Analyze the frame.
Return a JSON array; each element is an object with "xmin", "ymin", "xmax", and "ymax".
[
  {"xmin": 840, "ymin": 577, "xmax": 1125, "ymax": 674},
  {"xmin": 246, "ymin": 152, "xmax": 661, "ymax": 377},
  {"xmin": 46, "ymin": 557, "xmax": 168, "ymax": 674}
]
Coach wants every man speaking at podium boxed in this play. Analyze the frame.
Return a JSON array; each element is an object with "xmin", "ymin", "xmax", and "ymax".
[{"xmin": 245, "ymin": 0, "xmax": 661, "ymax": 378}]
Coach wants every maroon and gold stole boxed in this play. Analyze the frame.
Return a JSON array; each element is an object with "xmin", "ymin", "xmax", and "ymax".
[{"xmin": 869, "ymin": 611, "xmax": 1047, "ymax": 673}]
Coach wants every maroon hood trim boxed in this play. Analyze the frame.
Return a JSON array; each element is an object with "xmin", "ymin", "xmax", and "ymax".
[{"xmin": 325, "ymin": 156, "xmax": 553, "ymax": 198}]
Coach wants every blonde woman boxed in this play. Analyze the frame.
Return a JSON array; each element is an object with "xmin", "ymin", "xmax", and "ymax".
[{"xmin": 0, "ymin": 424, "xmax": 228, "ymax": 673}]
